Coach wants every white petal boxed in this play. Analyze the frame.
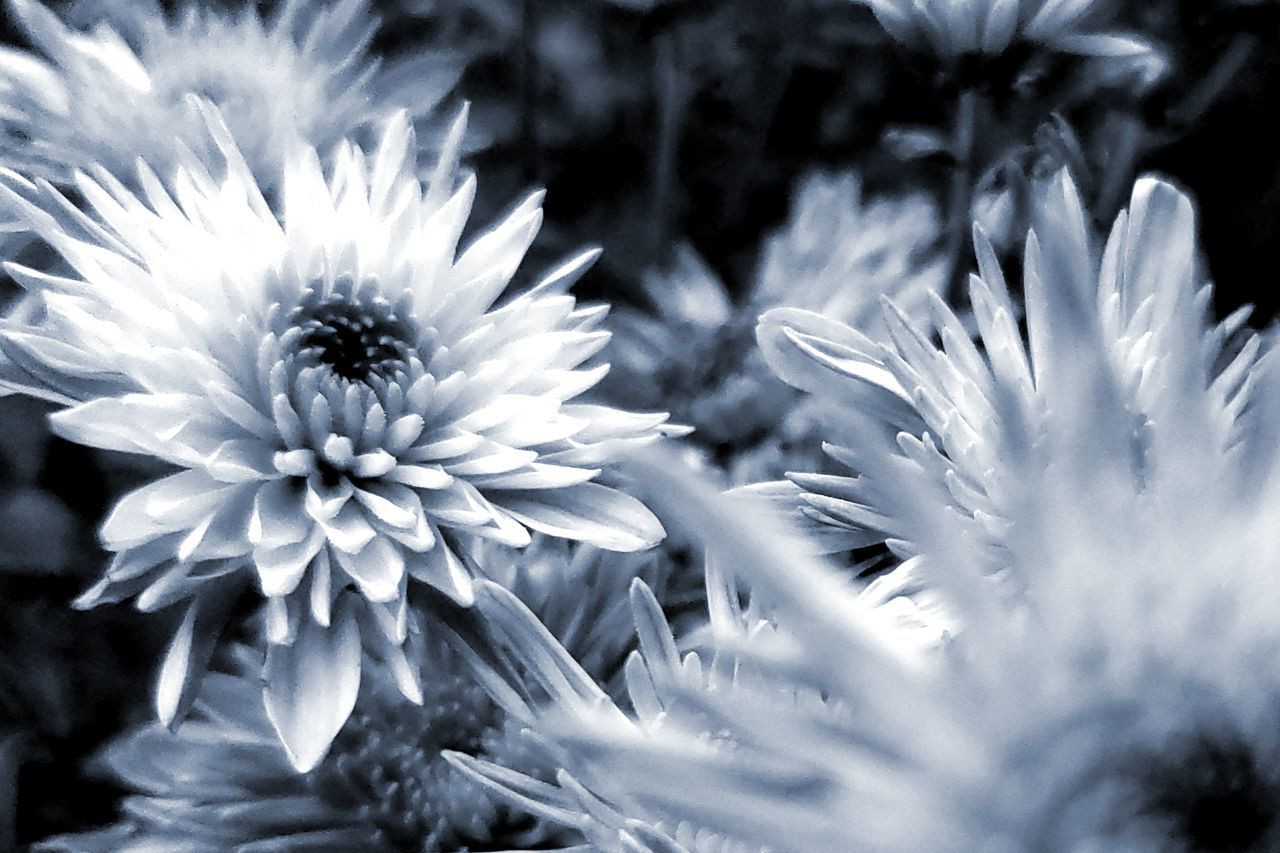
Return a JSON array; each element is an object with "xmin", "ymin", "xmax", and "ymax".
[
  {"xmin": 263, "ymin": 597, "xmax": 362, "ymax": 773},
  {"xmin": 491, "ymin": 483, "xmax": 665, "ymax": 552},
  {"xmin": 333, "ymin": 536, "xmax": 406, "ymax": 602}
]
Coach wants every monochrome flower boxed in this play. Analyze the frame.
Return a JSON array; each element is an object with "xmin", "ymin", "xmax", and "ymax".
[
  {"xmin": 454, "ymin": 418, "xmax": 1280, "ymax": 852},
  {"xmin": 36, "ymin": 541, "xmax": 671, "ymax": 852},
  {"xmin": 0, "ymin": 0, "xmax": 463, "ymax": 193},
  {"xmin": 754, "ymin": 173, "xmax": 1261, "ymax": 575},
  {"xmin": 855, "ymin": 0, "xmax": 1162, "ymax": 73},
  {"xmin": 604, "ymin": 172, "xmax": 944, "ymax": 483},
  {"xmin": 0, "ymin": 106, "xmax": 671, "ymax": 769}
]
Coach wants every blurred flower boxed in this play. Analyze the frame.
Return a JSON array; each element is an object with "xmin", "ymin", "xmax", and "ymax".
[
  {"xmin": 456, "ymin": 380, "xmax": 1280, "ymax": 853},
  {"xmin": 753, "ymin": 172, "xmax": 946, "ymax": 337},
  {"xmin": 442, "ymin": 466, "xmax": 952, "ymax": 850},
  {"xmin": 856, "ymin": 0, "xmax": 1163, "ymax": 77},
  {"xmin": 0, "ymin": 0, "xmax": 464, "ymax": 193},
  {"xmin": 0, "ymin": 106, "xmax": 671, "ymax": 769},
  {"xmin": 754, "ymin": 174, "xmax": 1261, "ymax": 577},
  {"xmin": 38, "ymin": 540, "xmax": 671, "ymax": 852},
  {"xmin": 604, "ymin": 172, "xmax": 944, "ymax": 483}
]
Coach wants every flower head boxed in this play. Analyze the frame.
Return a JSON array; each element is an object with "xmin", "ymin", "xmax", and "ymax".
[
  {"xmin": 442, "ymin": 468, "xmax": 945, "ymax": 852},
  {"xmin": 0, "ymin": 106, "xmax": 671, "ymax": 769},
  {"xmin": 454, "ymin": 410, "xmax": 1280, "ymax": 852},
  {"xmin": 0, "ymin": 0, "xmax": 463, "ymax": 192},
  {"xmin": 754, "ymin": 173, "xmax": 1260, "ymax": 576},
  {"xmin": 604, "ymin": 173, "xmax": 943, "ymax": 483},
  {"xmin": 856, "ymin": 0, "xmax": 1163, "ymax": 81},
  {"xmin": 37, "ymin": 541, "xmax": 671, "ymax": 852},
  {"xmin": 434, "ymin": 172, "xmax": 1280, "ymax": 851}
]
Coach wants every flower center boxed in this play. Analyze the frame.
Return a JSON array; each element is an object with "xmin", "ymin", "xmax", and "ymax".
[
  {"xmin": 294, "ymin": 298, "xmax": 413, "ymax": 383},
  {"xmin": 308, "ymin": 672, "xmax": 549, "ymax": 851},
  {"xmin": 1140, "ymin": 735, "xmax": 1280, "ymax": 852}
]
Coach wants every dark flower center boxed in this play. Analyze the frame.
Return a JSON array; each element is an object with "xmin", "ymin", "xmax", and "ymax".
[
  {"xmin": 307, "ymin": 673, "xmax": 551, "ymax": 852},
  {"xmin": 295, "ymin": 300, "xmax": 413, "ymax": 383},
  {"xmin": 1141, "ymin": 735, "xmax": 1280, "ymax": 852}
]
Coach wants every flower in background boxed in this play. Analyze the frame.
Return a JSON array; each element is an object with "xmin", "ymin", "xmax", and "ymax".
[
  {"xmin": 454, "ymin": 385, "xmax": 1280, "ymax": 853},
  {"xmin": 36, "ymin": 540, "xmax": 672, "ymax": 852},
  {"xmin": 603, "ymin": 172, "xmax": 944, "ymax": 484},
  {"xmin": 753, "ymin": 174, "xmax": 1260, "ymax": 579},
  {"xmin": 0, "ymin": 105, "xmax": 672, "ymax": 769},
  {"xmin": 0, "ymin": 0, "xmax": 465, "ymax": 194},
  {"xmin": 753, "ymin": 173, "xmax": 945, "ymax": 338},
  {"xmin": 855, "ymin": 0, "xmax": 1163, "ymax": 79}
]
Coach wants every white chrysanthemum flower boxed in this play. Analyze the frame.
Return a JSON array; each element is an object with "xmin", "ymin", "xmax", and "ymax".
[
  {"xmin": 604, "ymin": 173, "xmax": 944, "ymax": 483},
  {"xmin": 455, "ymin": 400, "xmax": 1280, "ymax": 853},
  {"xmin": 752, "ymin": 174, "xmax": 1260, "ymax": 574},
  {"xmin": 0, "ymin": 106, "xmax": 672, "ymax": 770},
  {"xmin": 441, "ymin": 485, "xmax": 946, "ymax": 853},
  {"xmin": 753, "ymin": 173, "xmax": 946, "ymax": 338},
  {"xmin": 38, "ymin": 540, "xmax": 671, "ymax": 852},
  {"xmin": 0, "ymin": 0, "xmax": 462, "ymax": 192},
  {"xmin": 855, "ymin": 0, "xmax": 1162, "ymax": 71}
]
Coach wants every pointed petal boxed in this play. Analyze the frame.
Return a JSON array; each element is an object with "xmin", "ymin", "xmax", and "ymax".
[
  {"xmin": 263, "ymin": 597, "xmax": 362, "ymax": 773},
  {"xmin": 491, "ymin": 483, "xmax": 664, "ymax": 552}
]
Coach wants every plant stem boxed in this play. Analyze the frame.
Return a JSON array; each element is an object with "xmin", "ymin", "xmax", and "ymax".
[
  {"xmin": 1168, "ymin": 33, "xmax": 1257, "ymax": 131},
  {"xmin": 944, "ymin": 87, "xmax": 981, "ymax": 308},
  {"xmin": 518, "ymin": 0, "xmax": 540, "ymax": 184},
  {"xmin": 651, "ymin": 29, "xmax": 692, "ymax": 263}
]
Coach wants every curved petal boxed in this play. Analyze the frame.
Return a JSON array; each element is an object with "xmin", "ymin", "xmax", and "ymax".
[
  {"xmin": 491, "ymin": 482, "xmax": 664, "ymax": 552},
  {"xmin": 263, "ymin": 596, "xmax": 362, "ymax": 773}
]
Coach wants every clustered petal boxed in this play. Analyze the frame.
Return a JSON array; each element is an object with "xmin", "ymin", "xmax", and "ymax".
[
  {"xmin": 0, "ymin": 0, "xmax": 463, "ymax": 193},
  {"xmin": 857, "ymin": 0, "xmax": 1162, "ymax": 70},
  {"xmin": 0, "ymin": 105, "xmax": 672, "ymax": 768},
  {"xmin": 38, "ymin": 541, "xmax": 673, "ymax": 852},
  {"xmin": 436, "ymin": 175, "xmax": 1280, "ymax": 852}
]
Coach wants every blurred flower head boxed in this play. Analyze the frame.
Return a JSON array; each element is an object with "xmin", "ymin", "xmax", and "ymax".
[
  {"xmin": 37, "ymin": 539, "xmax": 670, "ymax": 852},
  {"xmin": 856, "ymin": 0, "xmax": 1164, "ymax": 84},
  {"xmin": 752, "ymin": 172, "xmax": 945, "ymax": 336},
  {"xmin": 0, "ymin": 0, "xmax": 464, "ymax": 193},
  {"xmin": 0, "ymin": 105, "xmax": 671, "ymax": 769},
  {"xmin": 755, "ymin": 174, "xmax": 1260, "ymax": 578},
  {"xmin": 604, "ymin": 172, "xmax": 944, "ymax": 483},
  {"xmin": 444, "ymin": 475, "xmax": 947, "ymax": 852},
  {"xmin": 456, "ymin": 409, "xmax": 1280, "ymax": 851}
]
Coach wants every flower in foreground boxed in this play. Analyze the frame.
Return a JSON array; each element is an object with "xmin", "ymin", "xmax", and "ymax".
[
  {"xmin": 442, "ymin": 470, "xmax": 945, "ymax": 852},
  {"xmin": 453, "ymin": 412, "xmax": 1280, "ymax": 852},
  {"xmin": 37, "ymin": 541, "xmax": 671, "ymax": 852},
  {"xmin": 753, "ymin": 173, "xmax": 1261, "ymax": 578},
  {"xmin": 0, "ymin": 106, "xmax": 672, "ymax": 770},
  {"xmin": 0, "ymin": 0, "xmax": 463, "ymax": 193}
]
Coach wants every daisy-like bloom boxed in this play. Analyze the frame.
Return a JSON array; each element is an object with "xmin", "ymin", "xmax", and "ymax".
[
  {"xmin": 854, "ymin": 0, "xmax": 1162, "ymax": 73},
  {"xmin": 0, "ymin": 106, "xmax": 672, "ymax": 770},
  {"xmin": 440, "ymin": 176, "xmax": 1280, "ymax": 851},
  {"xmin": 443, "ymin": 472, "xmax": 945, "ymax": 853},
  {"xmin": 0, "ymin": 0, "xmax": 463, "ymax": 193},
  {"xmin": 455, "ymin": 379, "xmax": 1280, "ymax": 853},
  {"xmin": 752, "ymin": 173, "xmax": 1260, "ymax": 575},
  {"xmin": 37, "ymin": 541, "xmax": 671, "ymax": 852},
  {"xmin": 604, "ymin": 173, "xmax": 944, "ymax": 483},
  {"xmin": 752, "ymin": 173, "xmax": 946, "ymax": 339}
]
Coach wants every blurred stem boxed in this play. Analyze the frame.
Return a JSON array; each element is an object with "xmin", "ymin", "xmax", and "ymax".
[
  {"xmin": 0, "ymin": 732, "xmax": 21, "ymax": 851},
  {"xmin": 944, "ymin": 87, "xmax": 981, "ymax": 307},
  {"xmin": 651, "ymin": 29, "xmax": 693, "ymax": 263},
  {"xmin": 1168, "ymin": 33, "xmax": 1258, "ymax": 132},
  {"xmin": 1095, "ymin": 112, "xmax": 1145, "ymax": 225},
  {"xmin": 518, "ymin": 0, "xmax": 540, "ymax": 183}
]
